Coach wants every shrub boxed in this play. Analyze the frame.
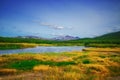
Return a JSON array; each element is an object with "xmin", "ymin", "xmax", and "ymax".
[{"xmin": 82, "ymin": 59, "xmax": 91, "ymax": 64}]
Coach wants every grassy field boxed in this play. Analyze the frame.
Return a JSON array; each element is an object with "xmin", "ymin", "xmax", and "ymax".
[
  {"xmin": 0, "ymin": 43, "xmax": 38, "ymax": 50},
  {"xmin": 0, "ymin": 48, "xmax": 120, "ymax": 80},
  {"xmin": 0, "ymin": 43, "xmax": 57, "ymax": 50}
]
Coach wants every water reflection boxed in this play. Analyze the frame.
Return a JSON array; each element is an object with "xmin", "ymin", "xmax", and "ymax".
[{"xmin": 0, "ymin": 46, "xmax": 85, "ymax": 54}]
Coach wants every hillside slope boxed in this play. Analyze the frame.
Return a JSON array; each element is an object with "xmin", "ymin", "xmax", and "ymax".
[{"xmin": 95, "ymin": 31, "xmax": 120, "ymax": 40}]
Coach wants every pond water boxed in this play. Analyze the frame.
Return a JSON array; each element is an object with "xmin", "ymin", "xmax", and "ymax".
[{"xmin": 0, "ymin": 46, "xmax": 85, "ymax": 54}]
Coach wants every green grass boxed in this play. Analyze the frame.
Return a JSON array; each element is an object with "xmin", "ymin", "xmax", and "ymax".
[
  {"xmin": 5, "ymin": 59, "xmax": 76, "ymax": 70},
  {"xmin": 7, "ymin": 60, "xmax": 40, "ymax": 70},
  {"xmin": 0, "ymin": 43, "xmax": 37, "ymax": 50},
  {"xmin": 99, "ymin": 55, "xmax": 106, "ymax": 58},
  {"xmin": 0, "ymin": 44, "xmax": 22, "ymax": 50},
  {"xmin": 82, "ymin": 59, "xmax": 91, "ymax": 64}
]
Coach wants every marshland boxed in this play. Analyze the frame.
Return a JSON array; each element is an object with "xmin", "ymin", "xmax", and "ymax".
[{"xmin": 0, "ymin": 48, "xmax": 120, "ymax": 80}]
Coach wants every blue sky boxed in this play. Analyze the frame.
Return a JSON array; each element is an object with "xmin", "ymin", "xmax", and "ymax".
[{"xmin": 0, "ymin": 0, "xmax": 120, "ymax": 38}]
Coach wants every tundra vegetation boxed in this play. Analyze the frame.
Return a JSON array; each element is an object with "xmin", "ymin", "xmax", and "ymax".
[{"xmin": 0, "ymin": 48, "xmax": 120, "ymax": 80}]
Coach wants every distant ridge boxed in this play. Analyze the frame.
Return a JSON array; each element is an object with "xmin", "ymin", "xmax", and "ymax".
[
  {"xmin": 53, "ymin": 35, "xmax": 80, "ymax": 41},
  {"xmin": 95, "ymin": 31, "xmax": 120, "ymax": 39}
]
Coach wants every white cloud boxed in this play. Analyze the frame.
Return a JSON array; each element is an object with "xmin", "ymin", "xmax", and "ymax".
[
  {"xmin": 32, "ymin": 20, "xmax": 73, "ymax": 30},
  {"xmin": 32, "ymin": 21, "xmax": 64, "ymax": 30},
  {"xmin": 40, "ymin": 22, "xmax": 64, "ymax": 30}
]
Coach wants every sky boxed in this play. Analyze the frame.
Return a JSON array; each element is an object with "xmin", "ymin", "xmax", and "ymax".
[{"xmin": 0, "ymin": 0, "xmax": 120, "ymax": 38}]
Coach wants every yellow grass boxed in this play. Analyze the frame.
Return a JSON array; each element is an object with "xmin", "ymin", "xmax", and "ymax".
[
  {"xmin": 84, "ymin": 48, "xmax": 120, "ymax": 52},
  {"xmin": 0, "ymin": 42, "xmax": 37, "ymax": 46},
  {"xmin": 0, "ymin": 42, "xmax": 54, "ymax": 47},
  {"xmin": 0, "ymin": 69, "xmax": 17, "ymax": 75},
  {"xmin": 85, "ymin": 64, "xmax": 109, "ymax": 75},
  {"xmin": 33, "ymin": 65, "xmax": 50, "ymax": 71}
]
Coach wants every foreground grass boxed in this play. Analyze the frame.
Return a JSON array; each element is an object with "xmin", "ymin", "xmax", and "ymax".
[{"xmin": 0, "ymin": 48, "xmax": 120, "ymax": 80}]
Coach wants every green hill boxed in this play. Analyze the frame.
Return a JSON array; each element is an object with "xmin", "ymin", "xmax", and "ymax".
[
  {"xmin": 95, "ymin": 31, "xmax": 120, "ymax": 40},
  {"xmin": 64, "ymin": 31, "xmax": 120, "ymax": 47}
]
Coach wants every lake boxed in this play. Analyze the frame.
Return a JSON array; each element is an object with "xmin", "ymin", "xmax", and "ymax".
[{"xmin": 0, "ymin": 46, "xmax": 85, "ymax": 54}]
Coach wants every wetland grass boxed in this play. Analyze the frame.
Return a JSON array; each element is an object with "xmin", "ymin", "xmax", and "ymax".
[{"xmin": 0, "ymin": 48, "xmax": 120, "ymax": 80}]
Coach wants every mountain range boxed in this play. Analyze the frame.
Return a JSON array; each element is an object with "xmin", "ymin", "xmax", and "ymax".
[
  {"xmin": 16, "ymin": 35, "xmax": 80, "ymax": 41},
  {"xmin": 53, "ymin": 35, "xmax": 80, "ymax": 40},
  {"xmin": 1, "ymin": 31, "xmax": 120, "ymax": 41}
]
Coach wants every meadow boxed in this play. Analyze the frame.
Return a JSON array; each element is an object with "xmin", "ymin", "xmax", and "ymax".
[
  {"xmin": 0, "ymin": 43, "xmax": 38, "ymax": 50},
  {"xmin": 0, "ymin": 48, "xmax": 120, "ymax": 80}
]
